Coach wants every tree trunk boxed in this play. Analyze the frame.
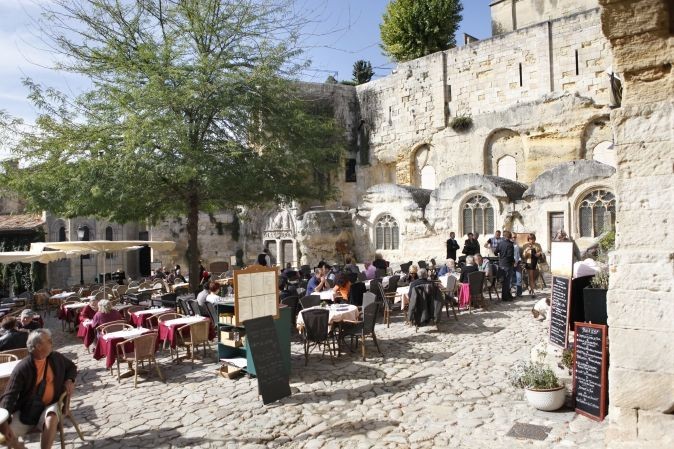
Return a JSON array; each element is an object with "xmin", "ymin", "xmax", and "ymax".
[{"xmin": 186, "ymin": 190, "xmax": 201, "ymax": 296}]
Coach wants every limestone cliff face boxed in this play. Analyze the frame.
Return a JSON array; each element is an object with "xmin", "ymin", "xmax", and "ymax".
[{"xmin": 295, "ymin": 210, "xmax": 354, "ymax": 266}]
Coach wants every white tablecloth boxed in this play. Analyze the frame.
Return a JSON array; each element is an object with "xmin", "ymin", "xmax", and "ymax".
[
  {"xmin": 312, "ymin": 290, "xmax": 335, "ymax": 300},
  {"xmin": 133, "ymin": 307, "xmax": 171, "ymax": 317},
  {"xmin": 162, "ymin": 316, "xmax": 208, "ymax": 327},
  {"xmin": 297, "ymin": 304, "xmax": 359, "ymax": 328},
  {"xmin": 0, "ymin": 360, "xmax": 20, "ymax": 379},
  {"xmin": 101, "ymin": 327, "xmax": 150, "ymax": 341}
]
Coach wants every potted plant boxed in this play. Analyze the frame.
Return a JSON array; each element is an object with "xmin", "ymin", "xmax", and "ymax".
[
  {"xmin": 583, "ymin": 231, "xmax": 613, "ymax": 325},
  {"xmin": 511, "ymin": 361, "xmax": 566, "ymax": 411}
]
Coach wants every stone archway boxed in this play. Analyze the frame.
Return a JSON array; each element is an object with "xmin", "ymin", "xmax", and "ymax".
[
  {"xmin": 262, "ymin": 207, "xmax": 298, "ymax": 267},
  {"xmin": 484, "ymin": 129, "xmax": 524, "ymax": 177},
  {"xmin": 580, "ymin": 115, "xmax": 612, "ymax": 160}
]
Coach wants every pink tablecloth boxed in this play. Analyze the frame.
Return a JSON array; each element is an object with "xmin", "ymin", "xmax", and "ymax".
[
  {"xmin": 458, "ymin": 283, "xmax": 471, "ymax": 309},
  {"xmin": 93, "ymin": 328, "xmax": 153, "ymax": 369},
  {"xmin": 158, "ymin": 316, "xmax": 214, "ymax": 349}
]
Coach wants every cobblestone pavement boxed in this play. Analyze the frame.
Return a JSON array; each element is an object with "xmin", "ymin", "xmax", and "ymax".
[{"xmin": 20, "ymin": 287, "xmax": 607, "ymax": 449}]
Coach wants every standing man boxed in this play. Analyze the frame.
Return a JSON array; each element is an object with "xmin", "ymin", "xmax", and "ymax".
[
  {"xmin": 446, "ymin": 232, "xmax": 460, "ymax": 261},
  {"xmin": 462, "ymin": 233, "xmax": 480, "ymax": 257},
  {"xmin": 485, "ymin": 230, "xmax": 503, "ymax": 256},
  {"xmin": 0, "ymin": 329, "xmax": 77, "ymax": 449},
  {"xmin": 512, "ymin": 232, "xmax": 523, "ymax": 297},
  {"xmin": 495, "ymin": 230, "xmax": 515, "ymax": 301}
]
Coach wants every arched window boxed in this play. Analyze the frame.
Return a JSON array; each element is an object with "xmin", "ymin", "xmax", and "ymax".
[
  {"xmin": 462, "ymin": 195, "xmax": 495, "ymax": 235},
  {"xmin": 592, "ymin": 141, "xmax": 616, "ymax": 168},
  {"xmin": 58, "ymin": 227, "xmax": 67, "ymax": 242},
  {"xmin": 579, "ymin": 189, "xmax": 616, "ymax": 237},
  {"xmin": 375, "ymin": 214, "xmax": 399, "ymax": 250},
  {"xmin": 497, "ymin": 155, "xmax": 517, "ymax": 181}
]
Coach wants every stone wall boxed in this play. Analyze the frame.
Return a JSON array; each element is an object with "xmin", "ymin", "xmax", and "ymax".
[
  {"xmin": 598, "ymin": 0, "xmax": 674, "ymax": 446},
  {"xmin": 491, "ymin": 0, "xmax": 598, "ymax": 34}
]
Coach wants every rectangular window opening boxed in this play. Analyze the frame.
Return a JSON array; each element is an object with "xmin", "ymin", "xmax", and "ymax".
[
  {"xmin": 575, "ymin": 49, "xmax": 579, "ymax": 76},
  {"xmin": 518, "ymin": 63, "xmax": 523, "ymax": 87},
  {"xmin": 345, "ymin": 159, "xmax": 357, "ymax": 183}
]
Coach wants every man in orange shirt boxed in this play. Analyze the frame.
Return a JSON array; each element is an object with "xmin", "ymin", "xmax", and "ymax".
[{"xmin": 0, "ymin": 329, "xmax": 77, "ymax": 449}]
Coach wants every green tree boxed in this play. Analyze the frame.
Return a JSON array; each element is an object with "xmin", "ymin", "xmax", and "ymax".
[
  {"xmin": 352, "ymin": 60, "xmax": 374, "ymax": 84},
  {"xmin": 1, "ymin": 0, "xmax": 343, "ymax": 292},
  {"xmin": 380, "ymin": 0, "xmax": 463, "ymax": 62}
]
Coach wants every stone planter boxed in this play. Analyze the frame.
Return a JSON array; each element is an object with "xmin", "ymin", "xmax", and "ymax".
[
  {"xmin": 583, "ymin": 287, "xmax": 608, "ymax": 325},
  {"xmin": 524, "ymin": 386, "xmax": 566, "ymax": 411}
]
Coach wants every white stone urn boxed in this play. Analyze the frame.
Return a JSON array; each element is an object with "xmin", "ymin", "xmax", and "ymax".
[{"xmin": 524, "ymin": 385, "xmax": 566, "ymax": 411}]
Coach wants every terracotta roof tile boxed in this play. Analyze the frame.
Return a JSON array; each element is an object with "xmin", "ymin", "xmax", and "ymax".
[{"xmin": 0, "ymin": 214, "xmax": 45, "ymax": 232}]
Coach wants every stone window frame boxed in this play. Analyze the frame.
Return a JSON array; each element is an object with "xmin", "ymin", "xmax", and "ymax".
[
  {"xmin": 50, "ymin": 219, "xmax": 68, "ymax": 243},
  {"xmin": 460, "ymin": 193, "xmax": 496, "ymax": 237},
  {"xmin": 575, "ymin": 187, "xmax": 616, "ymax": 238},
  {"xmin": 374, "ymin": 213, "xmax": 400, "ymax": 251}
]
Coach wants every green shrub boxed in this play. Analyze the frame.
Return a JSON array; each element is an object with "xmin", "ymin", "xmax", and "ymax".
[
  {"xmin": 510, "ymin": 361, "xmax": 562, "ymax": 390},
  {"xmin": 450, "ymin": 116, "xmax": 473, "ymax": 132}
]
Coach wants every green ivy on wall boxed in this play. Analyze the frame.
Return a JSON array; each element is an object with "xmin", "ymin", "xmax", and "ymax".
[{"xmin": 0, "ymin": 230, "xmax": 46, "ymax": 295}]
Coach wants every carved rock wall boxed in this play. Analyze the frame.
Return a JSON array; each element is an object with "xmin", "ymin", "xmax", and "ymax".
[{"xmin": 598, "ymin": 0, "xmax": 674, "ymax": 446}]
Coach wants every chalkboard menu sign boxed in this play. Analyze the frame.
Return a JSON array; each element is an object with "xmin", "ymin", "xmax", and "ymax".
[
  {"xmin": 245, "ymin": 315, "xmax": 291, "ymax": 405},
  {"xmin": 573, "ymin": 323, "xmax": 608, "ymax": 421},
  {"xmin": 549, "ymin": 276, "xmax": 571, "ymax": 348}
]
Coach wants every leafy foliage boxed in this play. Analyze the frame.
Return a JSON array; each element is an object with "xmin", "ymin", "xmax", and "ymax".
[
  {"xmin": 590, "ymin": 270, "xmax": 609, "ymax": 289},
  {"xmin": 352, "ymin": 60, "xmax": 374, "ymax": 84},
  {"xmin": 510, "ymin": 361, "xmax": 562, "ymax": 390},
  {"xmin": 450, "ymin": 115, "xmax": 473, "ymax": 132},
  {"xmin": 1, "ymin": 0, "xmax": 344, "ymax": 291},
  {"xmin": 380, "ymin": 0, "xmax": 463, "ymax": 62}
]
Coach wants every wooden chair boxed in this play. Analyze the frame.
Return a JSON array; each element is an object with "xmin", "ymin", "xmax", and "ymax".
[
  {"xmin": 57, "ymin": 391, "xmax": 85, "ymax": 449},
  {"xmin": 0, "ymin": 354, "xmax": 18, "ymax": 363},
  {"xmin": 0, "ymin": 348, "xmax": 28, "ymax": 359},
  {"xmin": 115, "ymin": 332, "xmax": 164, "ymax": 387},
  {"xmin": 99, "ymin": 322, "xmax": 133, "ymax": 335},
  {"xmin": 176, "ymin": 320, "xmax": 211, "ymax": 366}
]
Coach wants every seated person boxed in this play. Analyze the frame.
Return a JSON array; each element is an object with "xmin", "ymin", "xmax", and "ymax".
[
  {"xmin": 196, "ymin": 284, "xmax": 210, "ymax": 308},
  {"xmin": 474, "ymin": 254, "xmax": 491, "ymax": 274},
  {"xmin": 436, "ymin": 259, "xmax": 456, "ymax": 277},
  {"xmin": 401, "ymin": 268, "xmax": 431, "ymax": 310},
  {"xmin": 307, "ymin": 262, "xmax": 330, "ymax": 295},
  {"xmin": 90, "ymin": 300, "xmax": 123, "ymax": 329},
  {"xmin": 0, "ymin": 317, "xmax": 29, "ymax": 351},
  {"xmin": 0, "ymin": 329, "xmax": 77, "ymax": 449},
  {"xmin": 459, "ymin": 255, "xmax": 479, "ymax": 283},
  {"xmin": 205, "ymin": 281, "xmax": 222, "ymax": 305},
  {"xmin": 403, "ymin": 265, "xmax": 420, "ymax": 284},
  {"xmin": 362, "ymin": 261, "xmax": 376, "ymax": 280},
  {"xmin": 344, "ymin": 257, "xmax": 360, "ymax": 275},
  {"xmin": 280, "ymin": 271, "xmax": 300, "ymax": 300},
  {"xmin": 78, "ymin": 298, "xmax": 99, "ymax": 325},
  {"xmin": 18, "ymin": 310, "xmax": 41, "ymax": 332},
  {"xmin": 372, "ymin": 253, "xmax": 388, "ymax": 270},
  {"xmin": 332, "ymin": 273, "xmax": 351, "ymax": 302}
]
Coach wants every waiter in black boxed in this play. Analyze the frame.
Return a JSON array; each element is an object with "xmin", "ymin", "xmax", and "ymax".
[
  {"xmin": 446, "ymin": 232, "xmax": 460, "ymax": 260},
  {"xmin": 495, "ymin": 230, "xmax": 515, "ymax": 301}
]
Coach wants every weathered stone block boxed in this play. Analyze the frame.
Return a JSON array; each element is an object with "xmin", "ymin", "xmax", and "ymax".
[
  {"xmin": 606, "ymin": 405, "xmax": 637, "ymax": 441},
  {"xmin": 636, "ymin": 409, "xmax": 674, "ymax": 442},
  {"xmin": 609, "ymin": 367, "xmax": 674, "ymax": 412},
  {"xmin": 608, "ymin": 327, "xmax": 673, "ymax": 373}
]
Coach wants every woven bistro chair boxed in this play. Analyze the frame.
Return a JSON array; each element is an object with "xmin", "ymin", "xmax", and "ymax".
[
  {"xmin": 115, "ymin": 332, "xmax": 164, "ymax": 387},
  {"xmin": 176, "ymin": 320, "xmax": 211, "ymax": 367},
  {"xmin": 0, "ymin": 348, "xmax": 29, "ymax": 360},
  {"xmin": 99, "ymin": 322, "xmax": 134, "ymax": 335},
  {"xmin": 0, "ymin": 354, "xmax": 18, "ymax": 363},
  {"xmin": 57, "ymin": 391, "xmax": 85, "ymax": 449}
]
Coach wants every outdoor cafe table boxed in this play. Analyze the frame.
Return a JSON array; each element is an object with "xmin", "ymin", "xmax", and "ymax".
[
  {"xmin": 77, "ymin": 319, "xmax": 96, "ymax": 348},
  {"xmin": 130, "ymin": 307, "xmax": 172, "ymax": 327},
  {"xmin": 93, "ymin": 327, "xmax": 153, "ymax": 369},
  {"xmin": 312, "ymin": 290, "xmax": 335, "ymax": 301},
  {"xmin": 60, "ymin": 302, "xmax": 88, "ymax": 324},
  {"xmin": 0, "ymin": 360, "xmax": 20, "ymax": 394},
  {"xmin": 158, "ymin": 316, "xmax": 213, "ymax": 349},
  {"xmin": 296, "ymin": 304, "xmax": 359, "ymax": 331},
  {"xmin": 363, "ymin": 276, "xmax": 391, "ymax": 290}
]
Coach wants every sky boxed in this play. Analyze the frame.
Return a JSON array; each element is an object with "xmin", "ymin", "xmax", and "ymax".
[{"xmin": 0, "ymin": 0, "xmax": 493, "ymax": 124}]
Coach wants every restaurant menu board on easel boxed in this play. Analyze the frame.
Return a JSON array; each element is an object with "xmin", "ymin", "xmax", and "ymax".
[
  {"xmin": 550, "ymin": 241, "xmax": 574, "ymax": 278},
  {"xmin": 549, "ymin": 276, "xmax": 571, "ymax": 348},
  {"xmin": 573, "ymin": 323, "xmax": 608, "ymax": 421},
  {"xmin": 234, "ymin": 265, "xmax": 279, "ymax": 325}
]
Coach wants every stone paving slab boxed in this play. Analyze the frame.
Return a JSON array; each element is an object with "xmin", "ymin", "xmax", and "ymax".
[{"xmin": 18, "ymin": 289, "xmax": 606, "ymax": 448}]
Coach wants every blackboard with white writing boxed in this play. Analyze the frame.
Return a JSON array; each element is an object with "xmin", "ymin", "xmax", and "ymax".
[
  {"xmin": 549, "ymin": 276, "xmax": 571, "ymax": 348},
  {"xmin": 245, "ymin": 315, "xmax": 291, "ymax": 405},
  {"xmin": 573, "ymin": 323, "xmax": 608, "ymax": 421}
]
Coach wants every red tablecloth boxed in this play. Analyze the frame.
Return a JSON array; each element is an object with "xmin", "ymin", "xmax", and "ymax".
[
  {"xmin": 458, "ymin": 283, "xmax": 471, "ymax": 309},
  {"xmin": 76, "ymin": 321, "xmax": 96, "ymax": 348},
  {"xmin": 129, "ymin": 308, "xmax": 172, "ymax": 328},
  {"xmin": 158, "ymin": 316, "xmax": 214, "ymax": 349},
  {"xmin": 93, "ymin": 328, "xmax": 154, "ymax": 369}
]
